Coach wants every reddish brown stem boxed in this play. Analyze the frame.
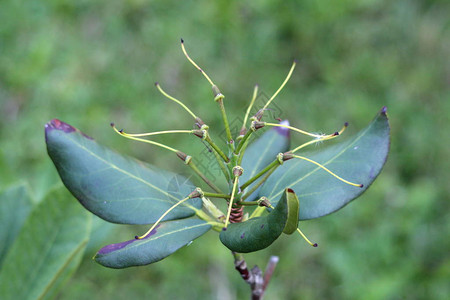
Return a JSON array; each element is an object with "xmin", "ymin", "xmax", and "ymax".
[{"xmin": 232, "ymin": 253, "xmax": 279, "ymax": 300}]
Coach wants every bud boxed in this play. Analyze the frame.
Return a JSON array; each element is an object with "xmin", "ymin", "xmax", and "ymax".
[
  {"xmin": 257, "ymin": 197, "xmax": 271, "ymax": 208},
  {"xmin": 192, "ymin": 130, "xmax": 204, "ymax": 138},
  {"xmin": 250, "ymin": 121, "xmax": 265, "ymax": 131},
  {"xmin": 282, "ymin": 151, "xmax": 294, "ymax": 161},
  {"xmin": 252, "ymin": 109, "xmax": 264, "ymax": 121},
  {"xmin": 232, "ymin": 166, "xmax": 243, "ymax": 177},
  {"xmin": 176, "ymin": 151, "xmax": 188, "ymax": 162},
  {"xmin": 212, "ymin": 85, "xmax": 224, "ymax": 102},
  {"xmin": 195, "ymin": 117, "xmax": 205, "ymax": 127},
  {"xmin": 189, "ymin": 188, "xmax": 204, "ymax": 199}
]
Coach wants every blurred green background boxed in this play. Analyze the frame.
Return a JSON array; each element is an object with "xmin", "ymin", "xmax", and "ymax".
[{"xmin": 1, "ymin": 0, "xmax": 449, "ymax": 299}]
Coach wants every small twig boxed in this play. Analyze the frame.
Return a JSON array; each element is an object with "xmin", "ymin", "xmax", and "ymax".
[
  {"xmin": 250, "ymin": 266, "xmax": 264, "ymax": 300},
  {"xmin": 233, "ymin": 252, "xmax": 254, "ymax": 283},
  {"xmin": 261, "ymin": 256, "xmax": 279, "ymax": 297},
  {"xmin": 232, "ymin": 252, "xmax": 280, "ymax": 300}
]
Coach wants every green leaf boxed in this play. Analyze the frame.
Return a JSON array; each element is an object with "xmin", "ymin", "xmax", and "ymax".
[
  {"xmin": 219, "ymin": 188, "xmax": 289, "ymax": 253},
  {"xmin": 240, "ymin": 122, "xmax": 290, "ymax": 201},
  {"xmin": 0, "ymin": 187, "xmax": 92, "ymax": 300},
  {"xmin": 40, "ymin": 248, "xmax": 86, "ymax": 300},
  {"xmin": 94, "ymin": 218, "xmax": 211, "ymax": 268},
  {"xmin": 260, "ymin": 107, "xmax": 390, "ymax": 220},
  {"xmin": 0, "ymin": 183, "xmax": 34, "ymax": 267},
  {"xmin": 283, "ymin": 188, "xmax": 300, "ymax": 234},
  {"xmin": 45, "ymin": 119, "xmax": 201, "ymax": 225}
]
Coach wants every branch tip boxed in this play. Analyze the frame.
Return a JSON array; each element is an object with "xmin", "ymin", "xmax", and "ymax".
[
  {"xmin": 232, "ymin": 166, "xmax": 244, "ymax": 177},
  {"xmin": 176, "ymin": 151, "xmax": 188, "ymax": 162},
  {"xmin": 195, "ymin": 117, "xmax": 205, "ymax": 127},
  {"xmin": 252, "ymin": 121, "xmax": 265, "ymax": 130},
  {"xmin": 257, "ymin": 197, "xmax": 271, "ymax": 208},
  {"xmin": 189, "ymin": 189, "xmax": 202, "ymax": 199},
  {"xmin": 282, "ymin": 151, "xmax": 294, "ymax": 161},
  {"xmin": 192, "ymin": 129, "xmax": 204, "ymax": 138}
]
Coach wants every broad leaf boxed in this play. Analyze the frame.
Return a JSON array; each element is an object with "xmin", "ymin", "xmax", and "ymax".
[
  {"xmin": 219, "ymin": 188, "xmax": 289, "ymax": 253},
  {"xmin": 240, "ymin": 121, "xmax": 290, "ymax": 201},
  {"xmin": 45, "ymin": 119, "xmax": 201, "ymax": 225},
  {"xmin": 95, "ymin": 218, "xmax": 211, "ymax": 268},
  {"xmin": 260, "ymin": 107, "xmax": 390, "ymax": 220},
  {"xmin": 0, "ymin": 187, "xmax": 91, "ymax": 300},
  {"xmin": 0, "ymin": 183, "xmax": 33, "ymax": 267}
]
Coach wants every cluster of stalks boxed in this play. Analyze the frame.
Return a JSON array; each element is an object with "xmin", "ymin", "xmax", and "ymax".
[{"xmin": 111, "ymin": 39, "xmax": 363, "ymax": 299}]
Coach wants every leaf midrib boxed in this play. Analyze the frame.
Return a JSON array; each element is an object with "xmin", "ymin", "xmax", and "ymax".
[
  {"xmin": 63, "ymin": 132, "xmax": 198, "ymax": 211},
  {"xmin": 103, "ymin": 222, "xmax": 211, "ymax": 254},
  {"xmin": 267, "ymin": 117, "xmax": 378, "ymax": 200}
]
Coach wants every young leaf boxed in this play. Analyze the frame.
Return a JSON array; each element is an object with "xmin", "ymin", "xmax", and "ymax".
[
  {"xmin": 0, "ymin": 183, "xmax": 33, "ymax": 268},
  {"xmin": 260, "ymin": 107, "xmax": 390, "ymax": 220},
  {"xmin": 219, "ymin": 188, "xmax": 290, "ymax": 253},
  {"xmin": 94, "ymin": 218, "xmax": 211, "ymax": 268},
  {"xmin": 283, "ymin": 188, "xmax": 300, "ymax": 234},
  {"xmin": 240, "ymin": 123, "xmax": 290, "ymax": 201},
  {"xmin": 45, "ymin": 119, "xmax": 201, "ymax": 225},
  {"xmin": 0, "ymin": 187, "xmax": 91, "ymax": 300}
]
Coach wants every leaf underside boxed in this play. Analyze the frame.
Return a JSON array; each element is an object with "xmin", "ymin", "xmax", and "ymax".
[
  {"xmin": 260, "ymin": 107, "xmax": 390, "ymax": 220},
  {"xmin": 45, "ymin": 119, "xmax": 201, "ymax": 225},
  {"xmin": 95, "ymin": 218, "xmax": 211, "ymax": 268},
  {"xmin": 219, "ymin": 189, "xmax": 289, "ymax": 253}
]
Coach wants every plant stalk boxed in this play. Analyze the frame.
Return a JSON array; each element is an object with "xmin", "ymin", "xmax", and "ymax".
[
  {"xmin": 205, "ymin": 135, "xmax": 230, "ymax": 163},
  {"xmin": 235, "ymin": 127, "xmax": 253, "ymax": 155},
  {"xmin": 202, "ymin": 192, "xmax": 231, "ymax": 199},
  {"xmin": 240, "ymin": 159, "xmax": 279, "ymax": 191},
  {"xmin": 217, "ymin": 98, "xmax": 233, "ymax": 144},
  {"xmin": 232, "ymin": 252, "xmax": 279, "ymax": 300},
  {"xmin": 187, "ymin": 160, "xmax": 223, "ymax": 194},
  {"xmin": 241, "ymin": 166, "xmax": 278, "ymax": 201}
]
